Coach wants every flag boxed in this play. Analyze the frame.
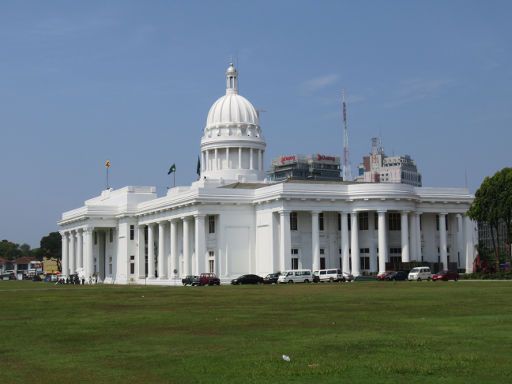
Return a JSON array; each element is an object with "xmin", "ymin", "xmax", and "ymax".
[
  {"xmin": 105, "ymin": 160, "xmax": 111, "ymax": 168},
  {"xmin": 196, "ymin": 155, "xmax": 201, "ymax": 177},
  {"xmin": 167, "ymin": 164, "xmax": 176, "ymax": 175}
]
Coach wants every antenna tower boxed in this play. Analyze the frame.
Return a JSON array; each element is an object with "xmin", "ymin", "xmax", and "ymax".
[{"xmin": 342, "ymin": 90, "xmax": 352, "ymax": 181}]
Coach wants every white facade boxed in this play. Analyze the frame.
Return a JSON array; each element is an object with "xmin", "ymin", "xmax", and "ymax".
[{"xmin": 58, "ymin": 65, "xmax": 477, "ymax": 284}]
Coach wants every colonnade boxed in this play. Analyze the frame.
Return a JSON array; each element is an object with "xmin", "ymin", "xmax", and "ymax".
[
  {"xmin": 139, "ymin": 214, "xmax": 209, "ymax": 280},
  {"xmin": 202, "ymin": 148, "xmax": 264, "ymax": 173},
  {"xmin": 277, "ymin": 210, "xmax": 474, "ymax": 276},
  {"xmin": 60, "ymin": 227, "xmax": 95, "ymax": 279}
]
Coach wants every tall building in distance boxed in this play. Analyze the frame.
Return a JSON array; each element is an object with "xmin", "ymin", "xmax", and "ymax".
[
  {"xmin": 268, "ymin": 154, "xmax": 343, "ymax": 182},
  {"xmin": 356, "ymin": 137, "xmax": 422, "ymax": 187}
]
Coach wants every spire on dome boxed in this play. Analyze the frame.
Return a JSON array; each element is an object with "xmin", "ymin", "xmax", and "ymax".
[{"xmin": 226, "ymin": 63, "xmax": 238, "ymax": 94}]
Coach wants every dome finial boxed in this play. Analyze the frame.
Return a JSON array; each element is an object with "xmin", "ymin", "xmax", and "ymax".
[{"xmin": 226, "ymin": 63, "xmax": 238, "ymax": 95}]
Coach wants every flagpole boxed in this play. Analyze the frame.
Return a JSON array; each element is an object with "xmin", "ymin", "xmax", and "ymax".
[
  {"xmin": 173, "ymin": 171, "xmax": 176, "ymax": 187},
  {"xmin": 106, "ymin": 167, "xmax": 109, "ymax": 189}
]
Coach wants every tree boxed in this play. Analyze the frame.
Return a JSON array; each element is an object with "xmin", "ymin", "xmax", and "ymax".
[
  {"xmin": 0, "ymin": 240, "xmax": 22, "ymax": 260},
  {"xmin": 468, "ymin": 167, "xmax": 512, "ymax": 271},
  {"xmin": 40, "ymin": 232, "xmax": 62, "ymax": 260}
]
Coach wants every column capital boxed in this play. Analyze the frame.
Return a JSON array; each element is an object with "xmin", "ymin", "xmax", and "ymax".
[
  {"xmin": 194, "ymin": 213, "xmax": 207, "ymax": 219},
  {"xmin": 311, "ymin": 210, "xmax": 321, "ymax": 216},
  {"xmin": 59, "ymin": 230, "xmax": 69, "ymax": 238},
  {"xmin": 377, "ymin": 210, "xmax": 387, "ymax": 215},
  {"xmin": 438, "ymin": 212, "xmax": 448, "ymax": 217},
  {"xmin": 401, "ymin": 210, "xmax": 410, "ymax": 215},
  {"xmin": 279, "ymin": 210, "xmax": 291, "ymax": 216}
]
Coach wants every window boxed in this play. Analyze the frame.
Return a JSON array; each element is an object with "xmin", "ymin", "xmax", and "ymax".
[
  {"xmin": 319, "ymin": 213, "xmax": 324, "ymax": 231},
  {"xmin": 130, "ymin": 225, "xmax": 135, "ymax": 240},
  {"xmin": 109, "ymin": 228, "xmax": 113, "ymax": 243},
  {"xmin": 360, "ymin": 248, "xmax": 370, "ymax": 254},
  {"xmin": 338, "ymin": 213, "xmax": 341, "ymax": 230},
  {"xmin": 388, "ymin": 213, "xmax": 401, "ymax": 231},
  {"xmin": 290, "ymin": 212, "xmax": 298, "ymax": 231},
  {"xmin": 359, "ymin": 212, "xmax": 369, "ymax": 230},
  {"xmin": 94, "ymin": 231, "xmax": 97, "ymax": 245},
  {"xmin": 209, "ymin": 260, "xmax": 215, "ymax": 273},
  {"xmin": 320, "ymin": 257, "xmax": 326, "ymax": 269},
  {"xmin": 291, "ymin": 258, "xmax": 299, "ymax": 270},
  {"xmin": 374, "ymin": 212, "xmax": 378, "ymax": 230},
  {"xmin": 389, "ymin": 247, "xmax": 402, "ymax": 254},
  {"xmin": 360, "ymin": 256, "xmax": 370, "ymax": 270},
  {"xmin": 291, "ymin": 248, "xmax": 299, "ymax": 255},
  {"xmin": 320, "ymin": 248, "xmax": 325, "ymax": 255},
  {"xmin": 208, "ymin": 216, "xmax": 215, "ymax": 234},
  {"xmin": 339, "ymin": 257, "xmax": 342, "ymax": 269},
  {"xmin": 108, "ymin": 257, "xmax": 112, "ymax": 275},
  {"xmin": 348, "ymin": 214, "xmax": 351, "ymax": 231},
  {"xmin": 130, "ymin": 255, "xmax": 135, "ymax": 275}
]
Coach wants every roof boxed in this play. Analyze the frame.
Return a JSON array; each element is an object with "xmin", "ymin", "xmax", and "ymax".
[
  {"xmin": 13, "ymin": 256, "xmax": 36, "ymax": 264},
  {"xmin": 220, "ymin": 182, "xmax": 271, "ymax": 190}
]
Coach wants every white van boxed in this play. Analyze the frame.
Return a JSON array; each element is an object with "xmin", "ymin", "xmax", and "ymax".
[
  {"xmin": 278, "ymin": 269, "xmax": 312, "ymax": 284},
  {"xmin": 408, "ymin": 267, "xmax": 432, "ymax": 281},
  {"xmin": 313, "ymin": 269, "xmax": 344, "ymax": 282}
]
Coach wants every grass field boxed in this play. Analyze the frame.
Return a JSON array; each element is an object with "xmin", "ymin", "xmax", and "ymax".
[{"xmin": 1, "ymin": 280, "xmax": 511, "ymax": 383}]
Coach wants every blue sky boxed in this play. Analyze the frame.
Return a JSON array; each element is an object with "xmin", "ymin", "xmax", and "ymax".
[{"xmin": 0, "ymin": 0, "xmax": 511, "ymax": 247}]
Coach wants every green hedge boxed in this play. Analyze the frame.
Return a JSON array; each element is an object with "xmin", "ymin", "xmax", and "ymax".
[{"xmin": 463, "ymin": 271, "xmax": 512, "ymax": 280}]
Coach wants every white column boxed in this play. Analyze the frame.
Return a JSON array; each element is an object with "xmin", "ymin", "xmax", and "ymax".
[
  {"xmin": 249, "ymin": 148, "xmax": 254, "ymax": 170},
  {"xmin": 456, "ymin": 214, "xmax": 463, "ymax": 268},
  {"xmin": 378, "ymin": 211, "xmax": 388, "ymax": 274},
  {"xmin": 170, "ymin": 220, "xmax": 178, "ymax": 278},
  {"xmin": 147, "ymin": 224, "xmax": 155, "ymax": 278},
  {"xmin": 137, "ymin": 225, "xmax": 145, "ymax": 278},
  {"xmin": 439, "ymin": 213, "xmax": 448, "ymax": 270},
  {"xmin": 409, "ymin": 213, "xmax": 416, "ymax": 261},
  {"xmin": 194, "ymin": 215, "xmax": 206, "ymax": 275},
  {"xmin": 158, "ymin": 222, "xmax": 166, "ymax": 279},
  {"xmin": 214, "ymin": 148, "xmax": 218, "ymax": 170},
  {"xmin": 68, "ymin": 231, "xmax": 75, "ymax": 275},
  {"xmin": 279, "ymin": 211, "xmax": 290, "ymax": 272},
  {"xmin": 61, "ymin": 232, "xmax": 69, "ymax": 278},
  {"xmin": 84, "ymin": 228, "xmax": 94, "ymax": 280},
  {"xmin": 464, "ymin": 215, "xmax": 475, "ymax": 273},
  {"xmin": 401, "ymin": 211, "xmax": 410, "ymax": 263},
  {"xmin": 226, "ymin": 148, "xmax": 230, "ymax": 169},
  {"xmin": 238, "ymin": 147, "xmax": 242, "ymax": 169},
  {"xmin": 341, "ymin": 212, "xmax": 350, "ymax": 274},
  {"xmin": 311, "ymin": 211, "xmax": 320, "ymax": 271},
  {"xmin": 258, "ymin": 149, "xmax": 262, "ymax": 171},
  {"xmin": 351, "ymin": 212, "xmax": 360, "ymax": 276},
  {"xmin": 77, "ymin": 230, "xmax": 83, "ymax": 270},
  {"xmin": 205, "ymin": 150, "xmax": 209, "ymax": 172},
  {"xmin": 368, "ymin": 212, "xmax": 377, "ymax": 273},
  {"xmin": 415, "ymin": 213, "xmax": 422, "ymax": 261},
  {"xmin": 183, "ymin": 217, "xmax": 191, "ymax": 275}
]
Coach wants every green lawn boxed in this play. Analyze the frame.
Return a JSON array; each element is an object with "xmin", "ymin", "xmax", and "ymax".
[{"xmin": 1, "ymin": 281, "xmax": 511, "ymax": 384}]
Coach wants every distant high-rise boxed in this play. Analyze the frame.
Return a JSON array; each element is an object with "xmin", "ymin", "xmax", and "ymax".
[{"xmin": 355, "ymin": 137, "xmax": 422, "ymax": 187}]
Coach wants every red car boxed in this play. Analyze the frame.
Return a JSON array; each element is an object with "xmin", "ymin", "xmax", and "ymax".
[
  {"xmin": 199, "ymin": 273, "xmax": 221, "ymax": 286},
  {"xmin": 432, "ymin": 270, "xmax": 459, "ymax": 281},
  {"xmin": 377, "ymin": 271, "xmax": 393, "ymax": 281}
]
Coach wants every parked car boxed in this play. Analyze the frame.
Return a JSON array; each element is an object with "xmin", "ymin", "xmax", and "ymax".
[
  {"xmin": 263, "ymin": 273, "xmax": 280, "ymax": 284},
  {"xmin": 199, "ymin": 273, "xmax": 220, "ymax": 286},
  {"xmin": 342, "ymin": 271, "xmax": 354, "ymax": 282},
  {"xmin": 377, "ymin": 271, "xmax": 394, "ymax": 281},
  {"xmin": 386, "ymin": 271, "xmax": 408, "ymax": 281},
  {"xmin": 408, "ymin": 267, "xmax": 432, "ymax": 281},
  {"xmin": 1, "ymin": 272, "xmax": 16, "ymax": 281},
  {"xmin": 231, "ymin": 274, "xmax": 264, "ymax": 285},
  {"xmin": 277, "ymin": 269, "xmax": 312, "ymax": 284},
  {"xmin": 182, "ymin": 275, "xmax": 200, "ymax": 286},
  {"xmin": 432, "ymin": 270, "xmax": 459, "ymax": 281},
  {"xmin": 312, "ymin": 269, "xmax": 344, "ymax": 283}
]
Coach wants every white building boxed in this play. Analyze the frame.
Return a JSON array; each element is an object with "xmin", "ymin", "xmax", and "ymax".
[
  {"xmin": 58, "ymin": 64, "xmax": 477, "ymax": 284},
  {"xmin": 356, "ymin": 137, "xmax": 422, "ymax": 186}
]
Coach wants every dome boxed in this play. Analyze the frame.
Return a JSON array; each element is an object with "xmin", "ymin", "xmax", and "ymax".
[
  {"xmin": 206, "ymin": 93, "xmax": 259, "ymax": 129},
  {"xmin": 205, "ymin": 63, "xmax": 260, "ymax": 129}
]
